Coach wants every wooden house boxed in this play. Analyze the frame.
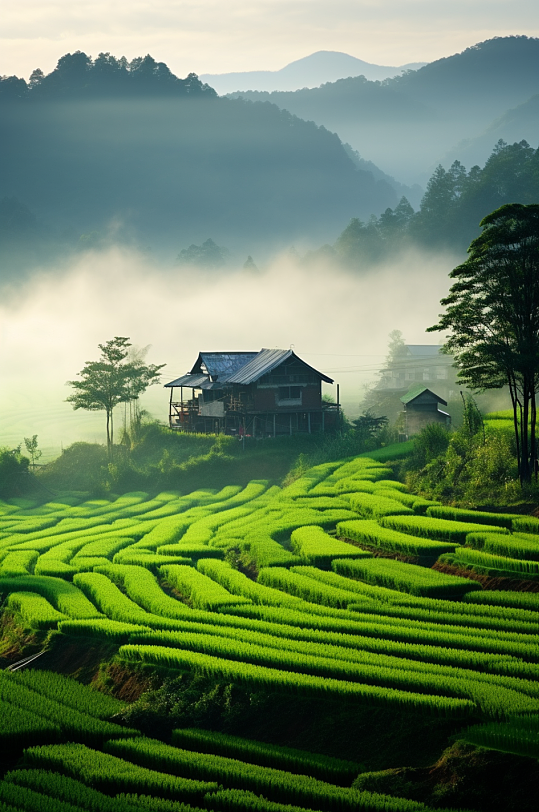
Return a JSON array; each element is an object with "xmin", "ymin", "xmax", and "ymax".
[
  {"xmin": 401, "ymin": 385, "xmax": 451, "ymax": 437},
  {"xmin": 164, "ymin": 349, "xmax": 340, "ymax": 436}
]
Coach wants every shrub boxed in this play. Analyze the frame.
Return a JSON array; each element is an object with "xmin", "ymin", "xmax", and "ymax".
[{"xmin": 0, "ymin": 447, "xmax": 30, "ymax": 497}]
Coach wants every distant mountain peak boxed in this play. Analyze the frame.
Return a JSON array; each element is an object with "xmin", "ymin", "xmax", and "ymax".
[{"xmin": 200, "ymin": 52, "xmax": 427, "ymax": 94}]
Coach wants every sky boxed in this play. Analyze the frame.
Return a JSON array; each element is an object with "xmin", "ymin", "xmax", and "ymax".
[{"xmin": 3, "ymin": 0, "xmax": 539, "ymax": 81}]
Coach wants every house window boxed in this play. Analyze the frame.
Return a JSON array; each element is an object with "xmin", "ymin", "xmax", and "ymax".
[{"xmin": 279, "ymin": 386, "xmax": 301, "ymax": 400}]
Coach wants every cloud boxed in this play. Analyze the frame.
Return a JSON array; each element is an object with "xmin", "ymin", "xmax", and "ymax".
[{"xmin": 2, "ymin": 1, "xmax": 539, "ymax": 79}]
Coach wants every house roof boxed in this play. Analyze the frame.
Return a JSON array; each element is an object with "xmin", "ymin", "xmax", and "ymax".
[
  {"xmin": 164, "ymin": 373, "xmax": 209, "ymax": 389},
  {"xmin": 400, "ymin": 385, "xmax": 448, "ymax": 406},
  {"xmin": 227, "ymin": 349, "xmax": 334, "ymax": 385},
  {"xmin": 193, "ymin": 352, "xmax": 258, "ymax": 379},
  {"xmin": 164, "ymin": 349, "xmax": 333, "ymax": 389}
]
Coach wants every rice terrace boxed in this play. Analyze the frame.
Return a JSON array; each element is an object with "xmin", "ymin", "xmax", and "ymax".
[{"xmin": 1, "ymin": 424, "xmax": 538, "ymax": 811}]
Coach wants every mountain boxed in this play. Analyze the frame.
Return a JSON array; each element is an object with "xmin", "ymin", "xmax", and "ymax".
[
  {"xmin": 0, "ymin": 52, "xmax": 402, "ymax": 281},
  {"xmin": 228, "ymin": 37, "xmax": 539, "ymax": 185},
  {"xmin": 442, "ymin": 94, "xmax": 539, "ymax": 169},
  {"xmin": 342, "ymin": 144, "xmax": 423, "ymax": 209},
  {"xmin": 200, "ymin": 51, "xmax": 426, "ymax": 94}
]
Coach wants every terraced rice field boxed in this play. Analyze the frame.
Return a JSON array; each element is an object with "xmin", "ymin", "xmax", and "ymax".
[{"xmin": 1, "ymin": 455, "xmax": 538, "ymax": 810}]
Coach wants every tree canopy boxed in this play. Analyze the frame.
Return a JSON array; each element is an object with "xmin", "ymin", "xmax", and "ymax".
[
  {"xmin": 0, "ymin": 51, "xmax": 216, "ymax": 101},
  {"xmin": 428, "ymin": 203, "xmax": 539, "ymax": 483}
]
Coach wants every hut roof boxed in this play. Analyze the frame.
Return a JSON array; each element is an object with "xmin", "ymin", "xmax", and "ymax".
[
  {"xmin": 164, "ymin": 349, "xmax": 333, "ymax": 389},
  {"xmin": 164, "ymin": 373, "xmax": 209, "ymax": 389},
  {"xmin": 226, "ymin": 349, "xmax": 334, "ymax": 385},
  {"xmin": 400, "ymin": 385, "xmax": 448, "ymax": 406},
  {"xmin": 193, "ymin": 352, "xmax": 258, "ymax": 379}
]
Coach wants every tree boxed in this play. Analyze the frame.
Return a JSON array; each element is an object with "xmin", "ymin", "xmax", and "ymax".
[
  {"xmin": 385, "ymin": 329, "xmax": 406, "ymax": 366},
  {"xmin": 175, "ymin": 238, "xmax": 230, "ymax": 269},
  {"xmin": 351, "ymin": 411, "xmax": 389, "ymax": 448},
  {"xmin": 360, "ymin": 330, "xmax": 407, "ymax": 425},
  {"xmin": 428, "ymin": 203, "xmax": 539, "ymax": 484},
  {"xmin": 24, "ymin": 435, "xmax": 42, "ymax": 470},
  {"xmin": 66, "ymin": 337, "xmax": 165, "ymax": 456}
]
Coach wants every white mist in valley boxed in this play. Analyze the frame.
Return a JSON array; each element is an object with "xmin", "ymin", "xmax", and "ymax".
[{"xmin": 0, "ymin": 246, "xmax": 459, "ymax": 459}]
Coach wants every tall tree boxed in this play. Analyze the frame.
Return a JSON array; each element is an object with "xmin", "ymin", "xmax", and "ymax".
[
  {"xmin": 428, "ymin": 203, "xmax": 539, "ymax": 484},
  {"xmin": 66, "ymin": 337, "xmax": 164, "ymax": 455}
]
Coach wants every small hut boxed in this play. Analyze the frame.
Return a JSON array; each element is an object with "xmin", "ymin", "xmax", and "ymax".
[
  {"xmin": 164, "ymin": 349, "xmax": 340, "ymax": 436},
  {"xmin": 401, "ymin": 385, "xmax": 451, "ymax": 437}
]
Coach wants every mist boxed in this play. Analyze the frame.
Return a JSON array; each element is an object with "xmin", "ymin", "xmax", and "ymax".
[
  {"xmin": 1, "ymin": 94, "xmax": 397, "ymax": 271},
  {"xmin": 0, "ymin": 246, "xmax": 460, "ymax": 459}
]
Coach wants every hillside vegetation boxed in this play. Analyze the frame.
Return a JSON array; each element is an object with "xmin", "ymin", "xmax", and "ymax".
[
  {"xmin": 0, "ymin": 52, "xmax": 398, "ymax": 280},
  {"xmin": 0, "ymin": 447, "xmax": 538, "ymax": 811},
  {"xmin": 316, "ymin": 139, "xmax": 539, "ymax": 268}
]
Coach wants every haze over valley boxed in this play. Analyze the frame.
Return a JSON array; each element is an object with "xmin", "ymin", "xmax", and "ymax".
[
  {"xmin": 0, "ymin": 245, "xmax": 457, "ymax": 456},
  {"xmin": 229, "ymin": 37, "xmax": 539, "ymax": 185},
  {"xmin": 1, "ymin": 35, "xmax": 538, "ymax": 451}
]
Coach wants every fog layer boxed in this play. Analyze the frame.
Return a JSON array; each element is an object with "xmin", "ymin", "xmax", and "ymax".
[{"xmin": 0, "ymin": 247, "xmax": 458, "ymax": 458}]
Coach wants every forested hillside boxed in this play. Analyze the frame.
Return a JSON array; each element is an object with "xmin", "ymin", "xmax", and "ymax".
[
  {"xmin": 443, "ymin": 94, "xmax": 539, "ymax": 169},
  {"xmin": 229, "ymin": 37, "xmax": 539, "ymax": 183},
  {"xmin": 328, "ymin": 140, "xmax": 539, "ymax": 267},
  {"xmin": 0, "ymin": 52, "xmax": 399, "ymax": 281}
]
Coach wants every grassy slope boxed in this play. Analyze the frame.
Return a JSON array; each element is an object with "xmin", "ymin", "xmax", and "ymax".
[{"xmin": 1, "ymin": 425, "xmax": 538, "ymax": 812}]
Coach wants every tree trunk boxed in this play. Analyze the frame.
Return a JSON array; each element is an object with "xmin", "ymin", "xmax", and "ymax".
[
  {"xmin": 508, "ymin": 373, "xmax": 522, "ymax": 485},
  {"xmin": 106, "ymin": 408, "xmax": 113, "ymax": 459},
  {"xmin": 110, "ymin": 408, "xmax": 114, "ymax": 458},
  {"xmin": 521, "ymin": 378, "xmax": 531, "ymax": 484}
]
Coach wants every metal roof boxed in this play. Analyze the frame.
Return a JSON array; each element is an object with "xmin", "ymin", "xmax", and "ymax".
[
  {"xmin": 166, "ymin": 349, "xmax": 334, "ymax": 388},
  {"xmin": 192, "ymin": 352, "xmax": 258, "ymax": 379},
  {"xmin": 227, "ymin": 349, "xmax": 334, "ymax": 385},
  {"xmin": 225, "ymin": 349, "xmax": 292, "ymax": 384},
  {"xmin": 401, "ymin": 385, "xmax": 448, "ymax": 406},
  {"xmin": 164, "ymin": 373, "xmax": 209, "ymax": 389}
]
